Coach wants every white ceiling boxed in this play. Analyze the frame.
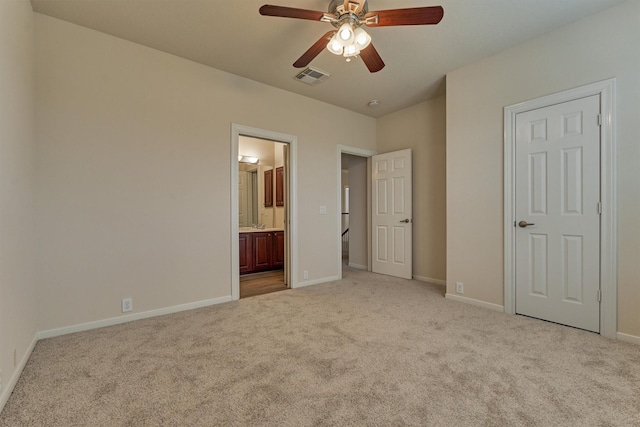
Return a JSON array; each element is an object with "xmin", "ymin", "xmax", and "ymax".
[{"xmin": 30, "ymin": 0, "xmax": 625, "ymax": 118}]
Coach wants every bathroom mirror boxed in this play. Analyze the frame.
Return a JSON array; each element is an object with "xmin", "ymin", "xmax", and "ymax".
[{"xmin": 239, "ymin": 164, "xmax": 273, "ymax": 228}]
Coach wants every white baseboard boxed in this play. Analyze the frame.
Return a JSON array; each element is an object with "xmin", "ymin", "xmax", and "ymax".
[
  {"xmin": 348, "ymin": 263, "xmax": 367, "ymax": 270},
  {"xmin": 445, "ymin": 292, "xmax": 505, "ymax": 312},
  {"xmin": 294, "ymin": 276, "xmax": 339, "ymax": 289},
  {"xmin": 413, "ymin": 275, "xmax": 446, "ymax": 286},
  {"xmin": 0, "ymin": 333, "xmax": 38, "ymax": 414},
  {"xmin": 617, "ymin": 332, "xmax": 640, "ymax": 345},
  {"xmin": 37, "ymin": 295, "xmax": 232, "ymax": 340}
]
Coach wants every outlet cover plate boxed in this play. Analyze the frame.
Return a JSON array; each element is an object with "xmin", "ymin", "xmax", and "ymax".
[{"xmin": 122, "ymin": 298, "xmax": 133, "ymax": 313}]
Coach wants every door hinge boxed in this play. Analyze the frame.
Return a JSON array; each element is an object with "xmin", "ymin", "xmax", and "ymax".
[
  {"xmin": 597, "ymin": 289, "xmax": 602, "ymax": 302},
  {"xmin": 597, "ymin": 114, "xmax": 603, "ymax": 126},
  {"xmin": 597, "ymin": 202, "xmax": 602, "ymax": 215}
]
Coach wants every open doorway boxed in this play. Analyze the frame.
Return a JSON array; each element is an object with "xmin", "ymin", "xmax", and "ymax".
[
  {"xmin": 231, "ymin": 124, "xmax": 298, "ymax": 301},
  {"xmin": 238, "ymin": 136, "xmax": 288, "ymax": 298},
  {"xmin": 337, "ymin": 145, "xmax": 376, "ymax": 278},
  {"xmin": 341, "ymin": 153, "xmax": 368, "ymax": 270}
]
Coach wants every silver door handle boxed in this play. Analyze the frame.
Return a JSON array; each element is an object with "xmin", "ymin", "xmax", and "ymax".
[
  {"xmin": 400, "ymin": 219, "xmax": 412, "ymax": 223},
  {"xmin": 518, "ymin": 221, "xmax": 535, "ymax": 228}
]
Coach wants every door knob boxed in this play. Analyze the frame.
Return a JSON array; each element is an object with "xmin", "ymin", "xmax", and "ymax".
[
  {"xmin": 400, "ymin": 218, "xmax": 412, "ymax": 223},
  {"xmin": 518, "ymin": 221, "xmax": 535, "ymax": 228}
]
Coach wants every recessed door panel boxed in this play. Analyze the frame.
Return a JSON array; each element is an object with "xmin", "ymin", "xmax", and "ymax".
[
  {"xmin": 392, "ymin": 176, "xmax": 405, "ymax": 215},
  {"xmin": 562, "ymin": 235, "xmax": 583, "ymax": 303},
  {"xmin": 528, "ymin": 234, "xmax": 548, "ymax": 297},
  {"xmin": 561, "ymin": 112, "xmax": 583, "ymax": 138},
  {"xmin": 529, "ymin": 152, "xmax": 547, "ymax": 215},
  {"xmin": 529, "ymin": 119, "xmax": 547, "ymax": 142},
  {"xmin": 561, "ymin": 147, "xmax": 583, "ymax": 215},
  {"xmin": 393, "ymin": 226, "xmax": 405, "ymax": 264},
  {"xmin": 376, "ymin": 179, "xmax": 388, "ymax": 215},
  {"xmin": 392, "ymin": 157, "xmax": 405, "ymax": 171},
  {"xmin": 376, "ymin": 226, "xmax": 388, "ymax": 262}
]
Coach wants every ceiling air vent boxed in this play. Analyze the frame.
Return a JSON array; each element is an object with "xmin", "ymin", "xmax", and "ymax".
[{"xmin": 293, "ymin": 67, "xmax": 330, "ymax": 86}]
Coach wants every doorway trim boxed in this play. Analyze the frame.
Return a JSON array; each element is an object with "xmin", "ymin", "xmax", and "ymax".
[
  {"xmin": 503, "ymin": 78, "xmax": 617, "ymax": 338},
  {"xmin": 336, "ymin": 145, "xmax": 377, "ymax": 280},
  {"xmin": 231, "ymin": 124, "xmax": 298, "ymax": 300}
]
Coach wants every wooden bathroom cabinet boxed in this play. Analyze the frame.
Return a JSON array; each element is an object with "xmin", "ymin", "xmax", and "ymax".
[{"xmin": 239, "ymin": 230, "xmax": 284, "ymax": 275}]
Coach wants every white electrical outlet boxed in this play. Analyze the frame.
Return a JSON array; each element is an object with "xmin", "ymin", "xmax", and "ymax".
[
  {"xmin": 303, "ymin": 270, "xmax": 309, "ymax": 279},
  {"xmin": 122, "ymin": 298, "xmax": 133, "ymax": 313},
  {"xmin": 319, "ymin": 206, "xmax": 327, "ymax": 215},
  {"xmin": 456, "ymin": 282, "xmax": 464, "ymax": 294}
]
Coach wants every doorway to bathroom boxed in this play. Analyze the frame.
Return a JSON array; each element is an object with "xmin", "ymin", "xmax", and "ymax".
[
  {"xmin": 238, "ymin": 136, "xmax": 288, "ymax": 298},
  {"xmin": 231, "ymin": 124, "xmax": 298, "ymax": 300}
]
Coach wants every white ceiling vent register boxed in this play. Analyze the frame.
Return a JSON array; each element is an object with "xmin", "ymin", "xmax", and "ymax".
[{"xmin": 294, "ymin": 67, "xmax": 330, "ymax": 86}]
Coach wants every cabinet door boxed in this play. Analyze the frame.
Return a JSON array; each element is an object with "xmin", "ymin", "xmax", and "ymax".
[
  {"xmin": 275, "ymin": 166, "xmax": 284, "ymax": 207},
  {"xmin": 273, "ymin": 231, "xmax": 285, "ymax": 268},
  {"xmin": 253, "ymin": 232, "xmax": 272, "ymax": 270},
  {"xmin": 239, "ymin": 233, "xmax": 253, "ymax": 274},
  {"xmin": 264, "ymin": 169, "xmax": 273, "ymax": 207}
]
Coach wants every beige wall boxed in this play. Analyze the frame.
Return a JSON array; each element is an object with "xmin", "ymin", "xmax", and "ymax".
[
  {"xmin": 34, "ymin": 14, "xmax": 376, "ymax": 331},
  {"xmin": 377, "ymin": 97, "xmax": 447, "ymax": 283},
  {"xmin": 446, "ymin": 0, "xmax": 640, "ymax": 336},
  {"xmin": 0, "ymin": 0, "xmax": 38, "ymax": 404}
]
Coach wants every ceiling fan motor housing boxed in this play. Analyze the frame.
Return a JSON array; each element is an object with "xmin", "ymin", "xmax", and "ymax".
[{"xmin": 328, "ymin": 0, "xmax": 368, "ymax": 18}]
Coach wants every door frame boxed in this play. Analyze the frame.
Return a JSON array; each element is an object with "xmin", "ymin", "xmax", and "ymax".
[
  {"xmin": 503, "ymin": 78, "xmax": 617, "ymax": 338},
  {"xmin": 231, "ymin": 124, "xmax": 298, "ymax": 300},
  {"xmin": 336, "ymin": 145, "xmax": 376, "ymax": 280}
]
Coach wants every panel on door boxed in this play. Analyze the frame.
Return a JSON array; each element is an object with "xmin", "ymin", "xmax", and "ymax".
[
  {"xmin": 273, "ymin": 231, "xmax": 285, "ymax": 268},
  {"xmin": 253, "ymin": 232, "xmax": 272, "ymax": 270},
  {"xmin": 275, "ymin": 166, "xmax": 284, "ymax": 207},
  {"xmin": 515, "ymin": 95, "xmax": 600, "ymax": 332},
  {"xmin": 264, "ymin": 169, "xmax": 273, "ymax": 207},
  {"xmin": 371, "ymin": 149, "xmax": 412, "ymax": 279},
  {"xmin": 239, "ymin": 232, "xmax": 253, "ymax": 274}
]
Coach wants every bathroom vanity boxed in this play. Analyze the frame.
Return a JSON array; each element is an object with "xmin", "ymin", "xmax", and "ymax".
[{"xmin": 239, "ymin": 228, "xmax": 285, "ymax": 275}]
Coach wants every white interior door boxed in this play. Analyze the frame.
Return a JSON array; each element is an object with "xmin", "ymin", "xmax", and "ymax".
[
  {"xmin": 515, "ymin": 94, "xmax": 601, "ymax": 332},
  {"xmin": 372, "ymin": 149, "xmax": 412, "ymax": 279}
]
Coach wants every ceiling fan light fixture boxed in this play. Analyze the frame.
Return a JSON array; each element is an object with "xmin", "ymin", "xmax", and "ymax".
[
  {"xmin": 327, "ymin": 35, "xmax": 343, "ymax": 55},
  {"xmin": 337, "ymin": 22, "xmax": 354, "ymax": 44},
  {"xmin": 353, "ymin": 27, "xmax": 371, "ymax": 49},
  {"xmin": 343, "ymin": 43, "xmax": 360, "ymax": 57}
]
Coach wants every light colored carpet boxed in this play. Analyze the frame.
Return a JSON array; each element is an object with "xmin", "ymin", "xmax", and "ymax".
[{"xmin": 1, "ymin": 268, "xmax": 639, "ymax": 426}]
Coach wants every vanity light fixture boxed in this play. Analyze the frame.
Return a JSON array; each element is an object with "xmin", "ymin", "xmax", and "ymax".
[{"xmin": 238, "ymin": 155, "xmax": 259, "ymax": 164}]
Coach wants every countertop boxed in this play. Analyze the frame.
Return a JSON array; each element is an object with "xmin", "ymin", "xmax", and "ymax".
[{"xmin": 239, "ymin": 227, "xmax": 284, "ymax": 233}]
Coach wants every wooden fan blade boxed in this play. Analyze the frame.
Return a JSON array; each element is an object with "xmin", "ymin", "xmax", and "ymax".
[
  {"xmin": 360, "ymin": 43, "xmax": 385, "ymax": 73},
  {"xmin": 365, "ymin": 6, "xmax": 443, "ymax": 27},
  {"xmin": 259, "ymin": 5, "xmax": 325, "ymax": 21},
  {"xmin": 293, "ymin": 31, "xmax": 336, "ymax": 68},
  {"xmin": 343, "ymin": 0, "xmax": 367, "ymax": 14}
]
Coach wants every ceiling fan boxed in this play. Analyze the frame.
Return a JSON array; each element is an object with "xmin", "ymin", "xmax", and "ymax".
[{"xmin": 259, "ymin": 0, "xmax": 444, "ymax": 73}]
